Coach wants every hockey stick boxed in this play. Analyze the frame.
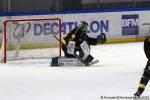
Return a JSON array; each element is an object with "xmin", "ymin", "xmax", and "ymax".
[
  {"xmin": 52, "ymin": 26, "xmax": 79, "ymax": 42},
  {"xmin": 52, "ymin": 32, "xmax": 60, "ymax": 41}
]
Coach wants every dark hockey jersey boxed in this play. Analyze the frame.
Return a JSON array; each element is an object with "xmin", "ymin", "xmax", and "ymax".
[
  {"xmin": 144, "ymin": 36, "xmax": 150, "ymax": 59},
  {"xmin": 62, "ymin": 27, "xmax": 98, "ymax": 49}
]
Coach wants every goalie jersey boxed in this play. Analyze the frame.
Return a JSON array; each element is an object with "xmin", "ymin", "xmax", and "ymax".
[{"xmin": 62, "ymin": 27, "xmax": 98, "ymax": 50}]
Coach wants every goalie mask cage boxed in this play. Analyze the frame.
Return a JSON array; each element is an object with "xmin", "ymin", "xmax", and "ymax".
[{"xmin": 1, "ymin": 18, "xmax": 62, "ymax": 63}]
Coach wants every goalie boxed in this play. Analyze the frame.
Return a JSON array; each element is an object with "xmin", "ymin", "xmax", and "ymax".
[{"xmin": 51, "ymin": 21, "xmax": 106, "ymax": 66}]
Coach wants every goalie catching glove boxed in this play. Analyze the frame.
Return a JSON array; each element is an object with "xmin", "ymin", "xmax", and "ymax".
[{"xmin": 97, "ymin": 33, "xmax": 106, "ymax": 44}]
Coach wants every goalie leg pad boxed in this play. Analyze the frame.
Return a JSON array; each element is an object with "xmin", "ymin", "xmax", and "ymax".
[
  {"xmin": 84, "ymin": 54, "xmax": 94, "ymax": 64},
  {"xmin": 80, "ymin": 41, "xmax": 90, "ymax": 60},
  {"xmin": 58, "ymin": 57, "xmax": 82, "ymax": 66},
  {"xmin": 67, "ymin": 41, "xmax": 75, "ymax": 55},
  {"xmin": 51, "ymin": 57, "xmax": 82, "ymax": 66},
  {"xmin": 51, "ymin": 57, "xmax": 59, "ymax": 66}
]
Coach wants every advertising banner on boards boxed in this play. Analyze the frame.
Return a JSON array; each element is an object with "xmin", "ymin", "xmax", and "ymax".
[{"xmin": 1, "ymin": 9, "xmax": 150, "ymax": 45}]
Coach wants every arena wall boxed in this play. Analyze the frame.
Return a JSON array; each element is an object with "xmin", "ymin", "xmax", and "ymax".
[{"xmin": 0, "ymin": 9, "xmax": 150, "ymax": 48}]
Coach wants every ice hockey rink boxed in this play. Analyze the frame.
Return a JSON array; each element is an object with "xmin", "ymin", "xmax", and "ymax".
[{"xmin": 0, "ymin": 42, "xmax": 150, "ymax": 100}]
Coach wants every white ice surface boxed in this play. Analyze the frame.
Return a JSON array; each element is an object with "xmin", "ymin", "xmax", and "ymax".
[{"xmin": 0, "ymin": 42, "xmax": 150, "ymax": 100}]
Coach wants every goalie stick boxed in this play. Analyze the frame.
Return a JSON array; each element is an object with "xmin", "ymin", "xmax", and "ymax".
[
  {"xmin": 89, "ymin": 59, "xmax": 99, "ymax": 66},
  {"xmin": 52, "ymin": 27, "xmax": 80, "ymax": 42}
]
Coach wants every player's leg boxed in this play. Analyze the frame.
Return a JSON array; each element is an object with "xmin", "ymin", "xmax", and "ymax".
[
  {"xmin": 51, "ymin": 41, "xmax": 79, "ymax": 66},
  {"xmin": 78, "ymin": 41, "xmax": 95, "ymax": 65},
  {"xmin": 134, "ymin": 59, "xmax": 150, "ymax": 97}
]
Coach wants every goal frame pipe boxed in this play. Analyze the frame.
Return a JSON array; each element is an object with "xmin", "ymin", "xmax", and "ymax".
[{"xmin": 3, "ymin": 18, "xmax": 62, "ymax": 63}]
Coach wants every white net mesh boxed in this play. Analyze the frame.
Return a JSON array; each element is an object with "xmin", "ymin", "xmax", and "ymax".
[
  {"xmin": 2, "ymin": 18, "xmax": 61, "ymax": 63},
  {"xmin": 0, "ymin": 35, "xmax": 4, "ymax": 63}
]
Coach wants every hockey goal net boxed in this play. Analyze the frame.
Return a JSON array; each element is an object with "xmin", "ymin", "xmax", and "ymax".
[{"xmin": 0, "ymin": 18, "xmax": 62, "ymax": 63}]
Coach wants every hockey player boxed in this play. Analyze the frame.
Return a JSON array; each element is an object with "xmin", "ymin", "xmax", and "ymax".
[
  {"xmin": 62, "ymin": 21, "xmax": 106, "ymax": 57},
  {"xmin": 134, "ymin": 36, "xmax": 150, "ymax": 98},
  {"xmin": 51, "ymin": 21, "xmax": 106, "ymax": 66}
]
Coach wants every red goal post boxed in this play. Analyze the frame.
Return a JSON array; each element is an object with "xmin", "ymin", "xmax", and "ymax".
[{"xmin": 2, "ymin": 18, "xmax": 62, "ymax": 63}]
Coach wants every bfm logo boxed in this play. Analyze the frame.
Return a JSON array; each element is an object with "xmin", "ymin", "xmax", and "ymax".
[{"xmin": 122, "ymin": 14, "xmax": 139, "ymax": 35}]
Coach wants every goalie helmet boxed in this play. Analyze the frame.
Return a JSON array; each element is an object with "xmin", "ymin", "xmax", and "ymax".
[{"xmin": 79, "ymin": 21, "xmax": 88, "ymax": 31}]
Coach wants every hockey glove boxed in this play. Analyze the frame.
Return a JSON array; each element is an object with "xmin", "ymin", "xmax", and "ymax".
[{"xmin": 97, "ymin": 33, "xmax": 106, "ymax": 44}]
